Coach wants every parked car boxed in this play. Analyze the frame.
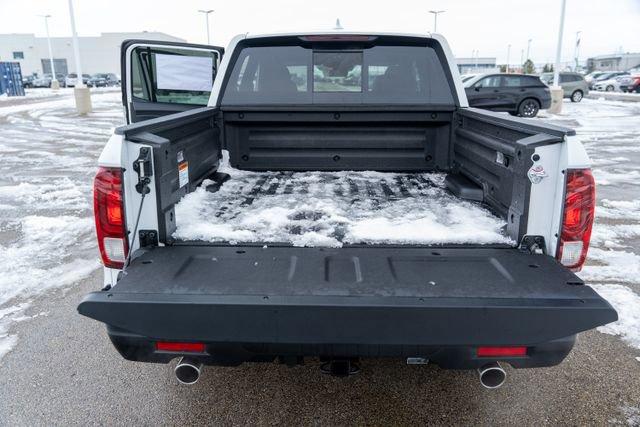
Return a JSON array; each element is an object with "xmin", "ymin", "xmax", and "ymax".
[
  {"xmin": 460, "ymin": 73, "xmax": 478, "ymax": 83},
  {"xmin": 589, "ymin": 71, "xmax": 629, "ymax": 89},
  {"xmin": 593, "ymin": 75, "xmax": 631, "ymax": 92},
  {"xmin": 22, "ymin": 75, "xmax": 36, "ymax": 88},
  {"xmin": 463, "ymin": 73, "xmax": 551, "ymax": 117},
  {"xmin": 539, "ymin": 72, "xmax": 589, "ymax": 102},
  {"xmin": 88, "ymin": 73, "xmax": 120, "ymax": 87},
  {"xmin": 65, "ymin": 73, "xmax": 91, "ymax": 87},
  {"xmin": 32, "ymin": 73, "xmax": 66, "ymax": 88},
  {"xmin": 584, "ymin": 71, "xmax": 606, "ymax": 86},
  {"xmin": 78, "ymin": 34, "xmax": 615, "ymax": 388},
  {"xmin": 620, "ymin": 75, "xmax": 640, "ymax": 93}
]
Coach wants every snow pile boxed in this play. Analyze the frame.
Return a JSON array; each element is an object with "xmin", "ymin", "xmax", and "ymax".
[
  {"xmin": 0, "ymin": 90, "xmax": 122, "ymax": 360},
  {"xmin": 590, "ymin": 284, "xmax": 640, "ymax": 349},
  {"xmin": 174, "ymin": 161, "xmax": 512, "ymax": 247}
]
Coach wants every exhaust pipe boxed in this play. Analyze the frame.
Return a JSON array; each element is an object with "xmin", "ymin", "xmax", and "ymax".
[
  {"xmin": 175, "ymin": 357, "xmax": 203, "ymax": 385},
  {"xmin": 478, "ymin": 362, "xmax": 506, "ymax": 389}
]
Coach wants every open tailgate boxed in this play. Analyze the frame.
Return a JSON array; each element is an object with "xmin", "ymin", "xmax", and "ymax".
[{"xmin": 78, "ymin": 246, "xmax": 616, "ymax": 346}]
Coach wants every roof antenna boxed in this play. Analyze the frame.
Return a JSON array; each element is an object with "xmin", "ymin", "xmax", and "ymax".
[{"xmin": 333, "ymin": 18, "xmax": 343, "ymax": 30}]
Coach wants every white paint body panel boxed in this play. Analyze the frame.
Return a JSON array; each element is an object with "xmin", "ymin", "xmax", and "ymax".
[{"xmin": 526, "ymin": 134, "xmax": 591, "ymax": 256}]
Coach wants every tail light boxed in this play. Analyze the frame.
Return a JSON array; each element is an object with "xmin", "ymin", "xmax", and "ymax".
[
  {"xmin": 477, "ymin": 346, "xmax": 527, "ymax": 357},
  {"xmin": 94, "ymin": 167, "xmax": 128, "ymax": 269},
  {"xmin": 155, "ymin": 342, "xmax": 206, "ymax": 353},
  {"xmin": 556, "ymin": 169, "xmax": 595, "ymax": 271}
]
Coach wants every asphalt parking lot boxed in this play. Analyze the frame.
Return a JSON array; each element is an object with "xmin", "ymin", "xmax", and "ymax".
[{"xmin": 0, "ymin": 90, "xmax": 639, "ymax": 425}]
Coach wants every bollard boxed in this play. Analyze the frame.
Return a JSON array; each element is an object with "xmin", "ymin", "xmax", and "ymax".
[
  {"xmin": 73, "ymin": 86, "xmax": 92, "ymax": 114},
  {"xmin": 548, "ymin": 86, "xmax": 563, "ymax": 114}
]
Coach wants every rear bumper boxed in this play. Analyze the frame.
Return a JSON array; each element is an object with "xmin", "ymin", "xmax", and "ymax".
[
  {"xmin": 78, "ymin": 246, "xmax": 617, "ymax": 369},
  {"xmin": 107, "ymin": 325, "xmax": 577, "ymax": 369}
]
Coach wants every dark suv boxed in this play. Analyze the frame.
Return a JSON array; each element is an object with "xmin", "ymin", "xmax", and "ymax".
[{"xmin": 464, "ymin": 73, "xmax": 551, "ymax": 118}]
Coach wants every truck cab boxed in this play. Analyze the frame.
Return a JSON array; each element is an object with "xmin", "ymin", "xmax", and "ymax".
[{"xmin": 79, "ymin": 32, "xmax": 616, "ymax": 387}]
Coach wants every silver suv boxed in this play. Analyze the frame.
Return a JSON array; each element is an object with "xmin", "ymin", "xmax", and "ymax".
[{"xmin": 540, "ymin": 72, "xmax": 589, "ymax": 102}]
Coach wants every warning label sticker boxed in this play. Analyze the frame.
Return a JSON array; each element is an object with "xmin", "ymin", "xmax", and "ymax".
[{"xmin": 178, "ymin": 161, "xmax": 189, "ymax": 188}]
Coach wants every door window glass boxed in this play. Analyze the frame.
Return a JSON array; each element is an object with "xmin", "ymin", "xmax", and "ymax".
[
  {"xmin": 477, "ymin": 76, "xmax": 501, "ymax": 88},
  {"xmin": 130, "ymin": 46, "xmax": 218, "ymax": 105},
  {"xmin": 502, "ymin": 76, "xmax": 523, "ymax": 87}
]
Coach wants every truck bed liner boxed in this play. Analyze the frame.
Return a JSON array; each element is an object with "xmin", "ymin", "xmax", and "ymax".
[
  {"xmin": 173, "ymin": 166, "xmax": 512, "ymax": 247},
  {"xmin": 79, "ymin": 246, "xmax": 617, "ymax": 346}
]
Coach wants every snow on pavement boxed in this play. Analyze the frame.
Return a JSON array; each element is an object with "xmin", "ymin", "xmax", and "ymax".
[
  {"xmin": 541, "ymin": 99, "xmax": 640, "ymax": 352},
  {"xmin": 0, "ymin": 89, "xmax": 122, "ymax": 360}
]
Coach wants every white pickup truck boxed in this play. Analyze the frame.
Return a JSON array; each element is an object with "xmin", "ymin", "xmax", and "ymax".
[{"xmin": 78, "ymin": 32, "xmax": 616, "ymax": 388}]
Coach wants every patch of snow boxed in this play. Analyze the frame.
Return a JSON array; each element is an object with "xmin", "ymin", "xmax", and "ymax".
[
  {"xmin": 580, "ymin": 248, "xmax": 640, "ymax": 283},
  {"xmin": 174, "ymin": 161, "xmax": 513, "ymax": 247},
  {"xmin": 593, "ymin": 169, "xmax": 640, "ymax": 186},
  {"xmin": 620, "ymin": 406, "xmax": 640, "ymax": 426},
  {"xmin": 597, "ymin": 199, "xmax": 640, "ymax": 220},
  {"xmin": 590, "ymin": 284, "xmax": 640, "ymax": 350},
  {"xmin": 0, "ymin": 302, "xmax": 30, "ymax": 360}
]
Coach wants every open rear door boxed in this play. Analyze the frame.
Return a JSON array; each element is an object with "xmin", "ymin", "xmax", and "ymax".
[{"xmin": 121, "ymin": 39, "xmax": 224, "ymax": 124}]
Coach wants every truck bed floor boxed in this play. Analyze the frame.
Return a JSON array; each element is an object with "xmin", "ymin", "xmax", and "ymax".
[{"xmin": 173, "ymin": 164, "xmax": 512, "ymax": 247}]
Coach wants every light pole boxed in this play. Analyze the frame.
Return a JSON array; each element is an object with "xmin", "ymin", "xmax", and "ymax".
[
  {"xmin": 520, "ymin": 49, "xmax": 524, "ymax": 71},
  {"xmin": 574, "ymin": 31, "xmax": 582, "ymax": 71},
  {"xmin": 67, "ymin": 0, "xmax": 91, "ymax": 113},
  {"xmin": 506, "ymin": 44, "xmax": 511, "ymax": 73},
  {"xmin": 526, "ymin": 38, "xmax": 532, "ymax": 62},
  {"xmin": 39, "ymin": 14, "xmax": 59, "ymax": 90},
  {"xmin": 474, "ymin": 50, "xmax": 479, "ymax": 72},
  {"xmin": 428, "ymin": 10, "xmax": 445, "ymax": 33},
  {"xmin": 198, "ymin": 9, "xmax": 214, "ymax": 44},
  {"xmin": 550, "ymin": 0, "xmax": 567, "ymax": 113}
]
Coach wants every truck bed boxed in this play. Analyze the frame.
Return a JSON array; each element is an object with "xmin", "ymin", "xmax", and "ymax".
[{"xmin": 173, "ymin": 163, "xmax": 513, "ymax": 247}]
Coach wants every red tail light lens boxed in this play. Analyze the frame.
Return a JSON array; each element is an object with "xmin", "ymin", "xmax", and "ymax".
[
  {"xmin": 477, "ymin": 346, "xmax": 527, "ymax": 357},
  {"xmin": 556, "ymin": 169, "xmax": 595, "ymax": 271},
  {"xmin": 155, "ymin": 342, "xmax": 206, "ymax": 353},
  {"xmin": 94, "ymin": 167, "xmax": 128, "ymax": 269}
]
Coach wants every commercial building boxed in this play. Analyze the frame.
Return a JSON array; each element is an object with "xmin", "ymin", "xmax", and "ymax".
[
  {"xmin": 0, "ymin": 32, "xmax": 186, "ymax": 77},
  {"xmin": 586, "ymin": 53, "xmax": 640, "ymax": 72},
  {"xmin": 455, "ymin": 57, "xmax": 500, "ymax": 75}
]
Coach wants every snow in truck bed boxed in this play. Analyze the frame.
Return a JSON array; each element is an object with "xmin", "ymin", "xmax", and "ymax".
[{"xmin": 173, "ymin": 159, "xmax": 513, "ymax": 247}]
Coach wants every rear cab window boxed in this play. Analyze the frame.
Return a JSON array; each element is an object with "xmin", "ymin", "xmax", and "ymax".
[{"xmin": 221, "ymin": 36, "xmax": 455, "ymax": 106}]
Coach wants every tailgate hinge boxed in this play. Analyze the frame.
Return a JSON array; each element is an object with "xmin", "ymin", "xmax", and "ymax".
[
  {"xmin": 519, "ymin": 235, "xmax": 547, "ymax": 255},
  {"xmin": 132, "ymin": 147, "xmax": 153, "ymax": 194}
]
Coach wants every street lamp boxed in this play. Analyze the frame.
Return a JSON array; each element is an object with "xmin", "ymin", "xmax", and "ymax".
[
  {"xmin": 574, "ymin": 31, "xmax": 582, "ymax": 71},
  {"xmin": 526, "ymin": 38, "xmax": 532, "ymax": 62},
  {"xmin": 38, "ymin": 14, "xmax": 58, "ymax": 90},
  {"xmin": 550, "ymin": 0, "xmax": 567, "ymax": 114},
  {"xmin": 67, "ymin": 0, "xmax": 92, "ymax": 113},
  {"xmin": 198, "ymin": 9, "xmax": 214, "ymax": 45},
  {"xmin": 506, "ymin": 44, "xmax": 511, "ymax": 74},
  {"xmin": 428, "ymin": 10, "xmax": 445, "ymax": 33}
]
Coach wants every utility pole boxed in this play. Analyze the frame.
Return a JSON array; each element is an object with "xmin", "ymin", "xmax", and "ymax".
[
  {"xmin": 550, "ymin": 0, "xmax": 567, "ymax": 113},
  {"xmin": 39, "ymin": 14, "xmax": 59, "ymax": 90},
  {"xmin": 506, "ymin": 44, "xmax": 511, "ymax": 73},
  {"xmin": 68, "ymin": 0, "xmax": 91, "ymax": 113},
  {"xmin": 428, "ymin": 10, "xmax": 445, "ymax": 33},
  {"xmin": 574, "ymin": 31, "xmax": 582, "ymax": 71},
  {"xmin": 198, "ymin": 9, "xmax": 214, "ymax": 44}
]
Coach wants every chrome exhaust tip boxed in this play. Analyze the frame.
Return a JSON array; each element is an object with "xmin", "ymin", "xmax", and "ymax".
[
  {"xmin": 478, "ymin": 362, "xmax": 506, "ymax": 389},
  {"xmin": 175, "ymin": 357, "xmax": 203, "ymax": 385}
]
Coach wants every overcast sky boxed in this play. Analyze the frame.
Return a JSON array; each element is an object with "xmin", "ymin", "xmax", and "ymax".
[{"xmin": 1, "ymin": 0, "xmax": 639, "ymax": 64}]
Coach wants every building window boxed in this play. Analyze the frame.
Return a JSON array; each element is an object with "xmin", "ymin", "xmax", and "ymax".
[{"xmin": 13, "ymin": 51, "xmax": 24, "ymax": 60}]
